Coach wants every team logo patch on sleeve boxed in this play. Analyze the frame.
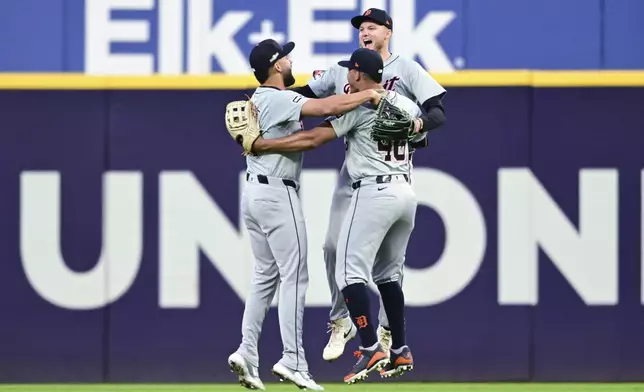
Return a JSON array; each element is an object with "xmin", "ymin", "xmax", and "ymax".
[{"xmin": 312, "ymin": 70, "xmax": 325, "ymax": 80}]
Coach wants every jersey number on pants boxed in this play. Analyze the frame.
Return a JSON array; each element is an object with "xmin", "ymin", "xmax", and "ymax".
[{"xmin": 377, "ymin": 140, "xmax": 407, "ymax": 162}]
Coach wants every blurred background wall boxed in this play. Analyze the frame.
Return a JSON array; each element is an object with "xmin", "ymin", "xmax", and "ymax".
[{"xmin": 1, "ymin": 0, "xmax": 644, "ymax": 72}]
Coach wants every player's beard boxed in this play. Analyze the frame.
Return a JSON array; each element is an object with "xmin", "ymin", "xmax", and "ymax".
[{"xmin": 283, "ymin": 69, "xmax": 296, "ymax": 87}]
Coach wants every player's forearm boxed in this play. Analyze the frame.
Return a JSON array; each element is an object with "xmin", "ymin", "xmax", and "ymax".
[
  {"xmin": 419, "ymin": 107, "xmax": 445, "ymax": 133},
  {"xmin": 253, "ymin": 133, "xmax": 316, "ymax": 154},
  {"xmin": 419, "ymin": 96, "xmax": 446, "ymax": 132},
  {"xmin": 409, "ymin": 107, "xmax": 443, "ymax": 150},
  {"xmin": 321, "ymin": 90, "xmax": 374, "ymax": 116}
]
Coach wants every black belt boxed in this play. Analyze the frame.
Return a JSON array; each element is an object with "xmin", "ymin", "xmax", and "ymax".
[
  {"xmin": 247, "ymin": 173, "xmax": 297, "ymax": 189},
  {"xmin": 352, "ymin": 174, "xmax": 409, "ymax": 190}
]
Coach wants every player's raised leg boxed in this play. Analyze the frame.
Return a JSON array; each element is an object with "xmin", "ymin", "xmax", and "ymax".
[
  {"xmin": 376, "ymin": 266, "xmax": 405, "ymax": 354},
  {"xmin": 336, "ymin": 185, "xmax": 408, "ymax": 384},
  {"xmin": 371, "ymin": 186, "xmax": 417, "ymax": 378},
  {"xmin": 322, "ymin": 163, "xmax": 357, "ymax": 361}
]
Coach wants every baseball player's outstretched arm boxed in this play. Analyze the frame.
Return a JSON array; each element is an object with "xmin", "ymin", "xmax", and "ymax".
[
  {"xmin": 252, "ymin": 122, "xmax": 337, "ymax": 153},
  {"xmin": 300, "ymin": 89, "xmax": 382, "ymax": 118}
]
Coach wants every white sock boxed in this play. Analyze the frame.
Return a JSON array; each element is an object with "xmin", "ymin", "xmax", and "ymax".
[
  {"xmin": 391, "ymin": 345, "xmax": 407, "ymax": 355},
  {"xmin": 362, "ymin": 342, "xmax": 379, "ymax": 351}
]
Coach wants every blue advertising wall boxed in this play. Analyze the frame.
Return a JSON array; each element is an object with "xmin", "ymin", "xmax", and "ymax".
[
  {"xmin": 0, "ymin": 84, "xmax": 643, "ymax": 383},
  {"xmin": 1, "ymin": 0, "xmax": 644, "ymax": 73}
]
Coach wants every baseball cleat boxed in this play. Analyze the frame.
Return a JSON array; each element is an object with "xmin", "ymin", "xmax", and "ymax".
[
  {"xmin": 380, "ymin": 346, "xmax": 414, "ymax": 378},
  {"xmin": 271, "ymin": 362, "xmax": 324, "ymax": 390},
  {"xmin": 377, "ymin": 325, "xmax": 392, "ymax": 356},
  {"xmin": 323, "ymin": 317, "xmax": 357, "ymax": 361},
  {"xmin": 228, "ymin": 352, "xmax": 265, "ymax": 390},
  {"xmin": 343, "ymin": 345, "xmax": 390, "ymax": 384}
]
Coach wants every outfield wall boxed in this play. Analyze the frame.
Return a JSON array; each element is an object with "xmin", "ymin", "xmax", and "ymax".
[
  {"xmin": 0, "ymin": 79, "xmax": 643, "ymax": 382},
  {"xmin": 2, "ymin": 0, "xmax": 644, "ymax": 72}
]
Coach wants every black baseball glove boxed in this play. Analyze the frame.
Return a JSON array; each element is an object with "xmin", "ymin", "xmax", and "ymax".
[{"xmin": 370, "ymin": 97, "xmax": 419, "ymax": 142}]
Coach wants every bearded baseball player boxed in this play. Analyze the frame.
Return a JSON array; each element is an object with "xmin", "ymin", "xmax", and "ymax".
[
  {"xmin": 224, "ymin": 39, "xmax": 385, "ymax": 391},
  {"xmin": 248, "ymin": 47, "xmax": 426, "ymax": 383},
  {"xmin": 290, "ymin": 8, "xmax": 447, "ymax": 363}
]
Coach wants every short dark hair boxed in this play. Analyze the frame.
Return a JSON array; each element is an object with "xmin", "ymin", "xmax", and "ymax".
[{"xmin": 255, "ymin": 68, "xmax": 269, "ymax": 84}]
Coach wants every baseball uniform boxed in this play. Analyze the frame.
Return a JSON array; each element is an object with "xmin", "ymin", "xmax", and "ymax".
[
  {"xmin": 329, "ymin": 90, "xmax": 421, "ymax": 291},
  {"xmin": 308, "ymin": 55, "xmax": 445, "ymax": 325},
  {"xmin": 237, "ymin": 85, "xmax": 310, "ymax": 373}
]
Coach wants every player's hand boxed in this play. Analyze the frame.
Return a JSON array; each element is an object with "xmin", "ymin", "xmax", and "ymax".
[
  {"xmin": 411, "ymin": 118, "xmax": 423, "ymax": 134},
  {"xmin": 367, "ymin": 88, "xmax": 387, "ymax": 105}
]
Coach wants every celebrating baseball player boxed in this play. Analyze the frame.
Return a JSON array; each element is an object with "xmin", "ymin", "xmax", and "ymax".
[
  {"xmin": 243, "ymin": 47, "xmax": 426, "ymax": 384},
  {"xmin": 223, "ymin": 39, "xmax": 386, "ymax": 391},
  {"xmin": 289, "ymin": 7, "xmax": 447, "ymax": 366}
]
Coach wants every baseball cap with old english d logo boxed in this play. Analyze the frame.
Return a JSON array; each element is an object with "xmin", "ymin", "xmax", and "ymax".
[
  {"xmin": 350, "ymin": 8, "xmax": 393, "ymax": 30},
  {"xmin": 249, "ymin": 39, "xmax": 295, "ymax": 82}
]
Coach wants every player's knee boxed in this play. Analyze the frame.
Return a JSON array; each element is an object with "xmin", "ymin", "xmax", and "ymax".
[
  {"xmin": 372, "ymin": 269, "xmax": 403, "ymax": 286},
  {"xmin": 373, "ymin": 277, "xmax": 394, "ymax": 287},
  {"xmin": 278, "ymin": 263, "xmax": 309, "ymax": 284},
  {"xmin": 336, "ymin": 276, "xmax": 368, "ymax": 292},
  {"xmin": 376, "ymin": 280, "xmax": 402, "ymax": 292}
]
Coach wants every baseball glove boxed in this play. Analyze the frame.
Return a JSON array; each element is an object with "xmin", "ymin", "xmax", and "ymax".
[
  {"xmin": 370, "ymin": 97, "xmax": 418, "ymax": 142},
  {"xmin": 224, "ymin": 99, "xmax": 263, "ymax": 156}
]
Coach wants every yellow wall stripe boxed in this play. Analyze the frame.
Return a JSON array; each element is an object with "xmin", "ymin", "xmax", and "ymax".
[{"xmin": 0, "ymin": 71, "xmax": 642, "ymax": 89}]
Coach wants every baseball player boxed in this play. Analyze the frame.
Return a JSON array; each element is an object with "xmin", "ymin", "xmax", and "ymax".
[
  {"xmin": 226, "ymin": 39, "xmax": 385, "ymax": 391},
  {"xmin": 250, "ymin": 48, "xmax": 424, "ymax": 384},
  {"xmin": 290, "ymin": 8, "xmax": 447, "ymax": 364}
]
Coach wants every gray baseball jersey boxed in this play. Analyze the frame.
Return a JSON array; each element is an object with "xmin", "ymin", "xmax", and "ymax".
[
  {"xmin": 316, "ymin": 55, "xmax": 445, "ymax": 326},
  {"xmin": 236, "ymin": 86, "xmax": 311, "ymax": 372},
  {"xmin": 247, "ymin": 87, "xmax": 310, "ymax": 181},
  {"xmin": 328, "ymin": 91, "xmax": 422, "ymax": 182},
  {"xmin": 309, "ymin": 54, "xmax": 443, "ymax": 166},
  {"xmin": 309, "ymin": 54, "xmax": 445, "ymax": 106}
]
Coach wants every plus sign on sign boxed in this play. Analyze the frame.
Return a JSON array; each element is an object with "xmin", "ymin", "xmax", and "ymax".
[{"xmin": 83, "ymin": 0, "xmax": 462, "ymax": 75}]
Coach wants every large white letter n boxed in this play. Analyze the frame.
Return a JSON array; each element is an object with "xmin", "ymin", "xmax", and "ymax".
[
  {"xmin": 498, "ymin": 169, "xmax": 618, "ymax": 305},
  {"xmin": 20, "ymin": 171, "xmax": 143, "ymax": 310}
]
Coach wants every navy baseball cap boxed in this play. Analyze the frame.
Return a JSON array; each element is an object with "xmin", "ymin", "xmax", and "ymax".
[
  {"xmin": 351, "ymin": 8, "xmax": 393, "ymax": 30},
  {"xmin": 338, "ymin": 48, "xmax": 384, "ymax": 83},
  {"xmin": 249, "ymin": 39, "xmax": 295, "ymax": 82}
]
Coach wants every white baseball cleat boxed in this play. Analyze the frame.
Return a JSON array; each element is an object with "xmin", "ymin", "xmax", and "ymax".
[
  {"xmin": 228, "ymin": 352, "xmax": 265, "ymax": 390},
  {"xmin": 322, "ymin": 317, "xmax": 357, "ymax": 361},
  {"xmin": 271, "ymin": 363, "xmax": 324, "ymax": 390},
  {"xmin": 377, "ymin": 325, "xmax": 392, "ymax": 356}
]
